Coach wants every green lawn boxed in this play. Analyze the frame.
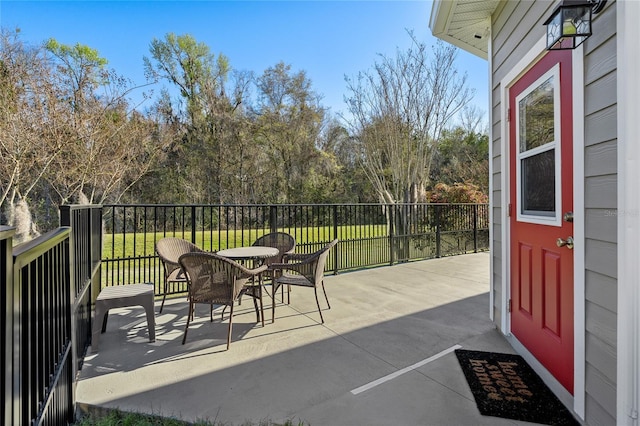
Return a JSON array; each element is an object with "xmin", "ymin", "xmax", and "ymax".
[
  {"xmin": 102, "ymin": 225, "xmax": 388, "ymax": 259},
  {"xmin": 74, "ymin": 408, "xmax": 307, "ymax": 426}
]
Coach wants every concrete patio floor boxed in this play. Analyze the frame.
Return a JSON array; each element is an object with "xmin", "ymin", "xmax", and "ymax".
[{"xmin": 76, "ymin": 253, "xmax": 539, "ymax": 425}]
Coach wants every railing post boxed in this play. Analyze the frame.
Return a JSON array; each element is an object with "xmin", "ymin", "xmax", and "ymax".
[
  {"xmin": 269, "ymin": 205, "xmax": 278, "ymax": 234},
  {"xmin": 1, "ymin": 226, "xmax": 15, "ymax": 426},
  {"xmin": 60, "ymin": 205, "xmax": 70, "ymax": 227},
  {"xmin": 435, "ymin": 205, "xmax": 441, "ymax": 258},
  {"xmin": 473, "ymin": 204, "xmax": 478, "ymax": 253},
  {"xmin": 388, "ymin": 204, "xmax": 395, "ymax": 266},
  {"xmin": 190, "ymin": 206, "xmax": 197, "ymax": 244},
  {"xmin": 333, "ymin": 205, "xmax": 339, "ymax": 275}
]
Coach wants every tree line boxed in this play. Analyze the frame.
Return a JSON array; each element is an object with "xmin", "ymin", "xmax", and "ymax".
[{"xmin": 0, "ymin": 28, "xmax": 488, "ymax": 243}]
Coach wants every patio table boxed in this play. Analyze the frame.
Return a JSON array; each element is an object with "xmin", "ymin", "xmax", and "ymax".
[
  {"xmin": 216, "ymin": 246, "xmax": 279, "ymax": 263},
  {"xmin": 217, "ymin": 246, "xmax": 280, "ymax": 322}
]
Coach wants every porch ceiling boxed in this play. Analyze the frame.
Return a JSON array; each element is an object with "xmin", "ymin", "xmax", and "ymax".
[{"xmin": 429, "ymin": 0, "xmax": 500, "ymax": 60}]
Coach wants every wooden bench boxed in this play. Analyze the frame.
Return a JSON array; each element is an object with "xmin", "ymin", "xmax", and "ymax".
[{"xmin": 92, "ymin": 283, "xmax": 156, "ymax": 352}]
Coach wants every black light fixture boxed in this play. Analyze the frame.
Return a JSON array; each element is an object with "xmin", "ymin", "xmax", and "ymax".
[{"xmin": 543, "ymin": 0, "xmax": 607, "ymax": 50}]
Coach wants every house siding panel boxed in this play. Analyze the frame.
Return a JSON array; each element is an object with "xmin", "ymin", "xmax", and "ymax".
[
  {"xmin": 489, "ymin": 0, "xmax": 550, "ymax": 337},
  {"xmin": 582, "ymin": 2, "xmax": 618, "ymax": 423},
  {"xmin": 585, "ymin": 209, "xmax": 617, "ymax": 243},
  {"xmin": 585, "ymin": 239, "xmax": 617, "ymax": 279},
  {"xmin": 585, "ymin": 141, "xmax": 617, "ymax": 178},
  {"xmin": 585, "ymin": 329, "xmax": 616, "ymax": 381},
  {"xmin": 585, "ymin": 106, "xmax": 617, "ymax": 147},
  {"xmin": 586, "ymin": 270, "xmax": 617, "ymax": 313},
  {"xmin": 585, "ymin": 362, "xmax": 617, "ymax": 420},
  {"xmin": 585, "ymin": 71, "xmax": 616, "ymax": 116},
  {"xmin": 489, "ymin": 0, "xmax": 618, "ymax": 424},
  {"xmin": 585, "ymin": 176, "xmax": 617, "ymax": 209},
  {"xmin": 586, "ymin": 300, "xmax": 617, "ymax": 349},
  {"xmin": 585, "ymin": 394, "xmax": 616, "ymax": 426},
  {"xmin": 584, "ymin": 37, "xmax": 616, "ymax": 84}
]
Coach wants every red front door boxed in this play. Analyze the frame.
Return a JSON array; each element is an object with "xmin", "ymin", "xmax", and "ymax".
[{"xmin": 509, "ymin": 50, "xmax": 574, "ymax": 394}]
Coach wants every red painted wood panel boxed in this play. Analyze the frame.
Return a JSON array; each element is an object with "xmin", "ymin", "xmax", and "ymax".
[{"xmin": 509, "ymin": 49, "xmax": 574, "ymax": 394}]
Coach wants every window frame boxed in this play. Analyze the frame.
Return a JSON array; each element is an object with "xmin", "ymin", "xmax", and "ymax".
[{"xmin": 515, "ymin": 64, "xmax": 562, "ymax": 227}]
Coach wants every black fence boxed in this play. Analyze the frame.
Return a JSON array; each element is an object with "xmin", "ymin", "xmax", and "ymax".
[
  {"xmin": 2, "ymin": 205, "xmax": 102, "ymax": 425},
  {"xmin": 102, "ymin": 203, "xmax": 489, "ymax": 297}
]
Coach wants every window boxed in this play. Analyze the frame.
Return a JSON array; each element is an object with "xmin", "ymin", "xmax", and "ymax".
[{"xmin": 515, "ymin": 65, "xmax": 561, "ymax": 225}]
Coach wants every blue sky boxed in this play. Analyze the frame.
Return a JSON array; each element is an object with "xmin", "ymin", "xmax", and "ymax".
[{"xmin": 1, "ymin": 1, "xmax": 488, "ymax": 119}]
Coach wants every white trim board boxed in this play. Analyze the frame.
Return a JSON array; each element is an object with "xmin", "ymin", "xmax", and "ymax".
[
  {"xmin": 488, "ymin": 23, "xmax": 494, "ymax": 323},
  {"xmin": 617, "ymin": 0, "xmax": 640, "ymax": 423},
  {"xmin": 572, "ymin": 43, "xmax": 586, "ymax": 420}
]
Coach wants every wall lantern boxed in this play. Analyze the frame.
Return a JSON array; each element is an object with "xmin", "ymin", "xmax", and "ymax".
[{"xmin": 543, "ymin": 0, "xmax": 607, "ymax": 50}]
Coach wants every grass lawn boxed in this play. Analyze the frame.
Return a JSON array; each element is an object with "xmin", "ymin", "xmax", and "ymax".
[
  {"xmin": 102, "ymin": 225, "xmax": 388, "ymax": 259},
  {"xmin": 74, "ymin": 408, "xmax": 307, "ymax": 426}
]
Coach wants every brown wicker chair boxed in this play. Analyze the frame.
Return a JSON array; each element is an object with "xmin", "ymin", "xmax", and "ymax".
[
  {"xmin": 178, "ymin": 252, "xmax": 267, "ymax": 349},
  {"xmin": 155, "ymin": 237, "xmax": 205, "ymax": 313},
  {"xmin": 269, "ymin": 239, "xmax": 338, "ymax": 324},
  {"xmin": 252, "ymin": 232, "xmax": 296, "ymax": 300}
]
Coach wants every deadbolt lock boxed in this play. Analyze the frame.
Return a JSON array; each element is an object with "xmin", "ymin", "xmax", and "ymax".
[{"xmin": 563, "ymin": 212, "xmax": 574, "ymax": 222}]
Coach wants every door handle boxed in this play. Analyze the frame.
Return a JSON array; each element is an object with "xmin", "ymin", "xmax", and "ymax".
[{"xmin": 556, "ymin": 236, "xmax": 574, "ymax": 250}]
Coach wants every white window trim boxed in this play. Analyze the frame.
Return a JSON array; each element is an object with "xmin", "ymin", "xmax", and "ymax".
[{"xmin": 515, "ymin": 65, "xmax": 562, "ymax": 227}]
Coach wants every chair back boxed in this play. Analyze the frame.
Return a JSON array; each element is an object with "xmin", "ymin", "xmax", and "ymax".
[
  {"xmin": 293, "ymin": 239, "xmax": 338, "ymax": 286},
  {"xmin": 178, "ymin": 252, "xmax": 246, "ymax": 305},
  {"xmin": 313, "ymin": 239, "xmax": 338, "ymax": 286},
  {"xmin": 156, "ymin": 238, "xmax": 204, "ymax": 279},
  {"xmin": 252, "ymin": 232, "xmax": 296, "ymax": 266}
]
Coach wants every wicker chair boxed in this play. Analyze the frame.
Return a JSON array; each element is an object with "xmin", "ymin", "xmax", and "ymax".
[
  {"xmin": 269, "ymin": 239, "xmax": 338, "ymax": 324},
  {"xmin": 252, "ymin": 232, "xmax": 296, "ymax": 266},
  {"xmin": 252, "ymin": 232, "xmax": 296, "ymax": 300},
  {"xmin": 155, "ymin": 238, "xmax": 205, "ymax": 313},
  {"xmin": 178, "ymin": 252, "xmax": 267, "ymax": 349}
]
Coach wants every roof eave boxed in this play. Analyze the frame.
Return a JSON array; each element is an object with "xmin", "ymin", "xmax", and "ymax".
[{"xmin": 429, "ymin": 0, "xmax": 496, "ymax": 61}]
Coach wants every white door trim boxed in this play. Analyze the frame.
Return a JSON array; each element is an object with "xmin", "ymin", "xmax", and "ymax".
[
  {"xmin": 572, "ymin": 43, "xmax": 586, "ymax": 420},
  {"xmin": 498, "ymin": 34, "xmax": 586, "ymax": 419}
]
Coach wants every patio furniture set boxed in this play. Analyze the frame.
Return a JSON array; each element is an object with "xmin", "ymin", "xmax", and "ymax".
[{"xmin": 92, "ymin": 233, "xmax": 339, "ymax": 351}]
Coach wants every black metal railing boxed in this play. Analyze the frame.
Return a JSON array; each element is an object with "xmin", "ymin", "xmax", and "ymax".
[
  {"xmin": 102, "ymin": 203, "xmax": 489, "ymax": 297},
  {"xmin": 2, "ymin": 205, "xmax": 102, "ymax": 425},
  {"xmin": 60, "ymin": 205, "xmax": 103, "ymax": 374}
]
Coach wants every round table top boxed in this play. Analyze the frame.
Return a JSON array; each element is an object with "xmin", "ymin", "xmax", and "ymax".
[{"xmin": 216, "ymin": 246, "xmax": 279, "ymax": 260}]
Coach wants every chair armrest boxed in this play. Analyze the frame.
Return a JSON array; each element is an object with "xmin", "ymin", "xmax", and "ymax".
[
  {"xmin": 237, "ymin": 263, "xmax": 268, "ymax": 277},
  {"xmin": 270, "ymin": 254, "xmax": 317, "ymax": 273},
  {"xmin": 282, "ymin": 250, "xmax": 320, "ymax": 262}
]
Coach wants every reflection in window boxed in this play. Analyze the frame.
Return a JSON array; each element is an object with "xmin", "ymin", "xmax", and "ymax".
[
  {"xmin": 521, "ymin": 149, "xmax": 555, "ymax": 215},
  {"xmin": 519, "ymin": 76, "xmax": 554, "ymax": 153}
]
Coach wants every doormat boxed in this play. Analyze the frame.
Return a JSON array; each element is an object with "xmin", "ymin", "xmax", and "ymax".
[{"xmin": 455, "ymin": 349, "xmax": 579, "ymax": 425}]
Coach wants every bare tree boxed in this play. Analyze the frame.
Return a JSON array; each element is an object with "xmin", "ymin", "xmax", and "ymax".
[
  {"xmin": 0, "ymin": 29, "xmax": 63, "ymax": 239},
  {"xmin": 44, "ymin": 39, "xmax": 162, "ymax": 206},
  {"xmin": 344, "ymin": 34, "xmax": 474, "ymax": 204},
  {"xmin": 0, "ymin": 30, "xmax": 162, "ymax": 238}
]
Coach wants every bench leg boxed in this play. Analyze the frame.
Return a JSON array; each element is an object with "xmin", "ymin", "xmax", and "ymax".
[
  {"xmin": 92, "ymin": 302, "xmax": 107, "ymax": 352},
  {"xmin": 101, "ymin": 311, "xmax": 109, "ymax": 333},
  {"xmin": 142, "ymin": 297, "xmax": 156, "ymax": 342}
]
